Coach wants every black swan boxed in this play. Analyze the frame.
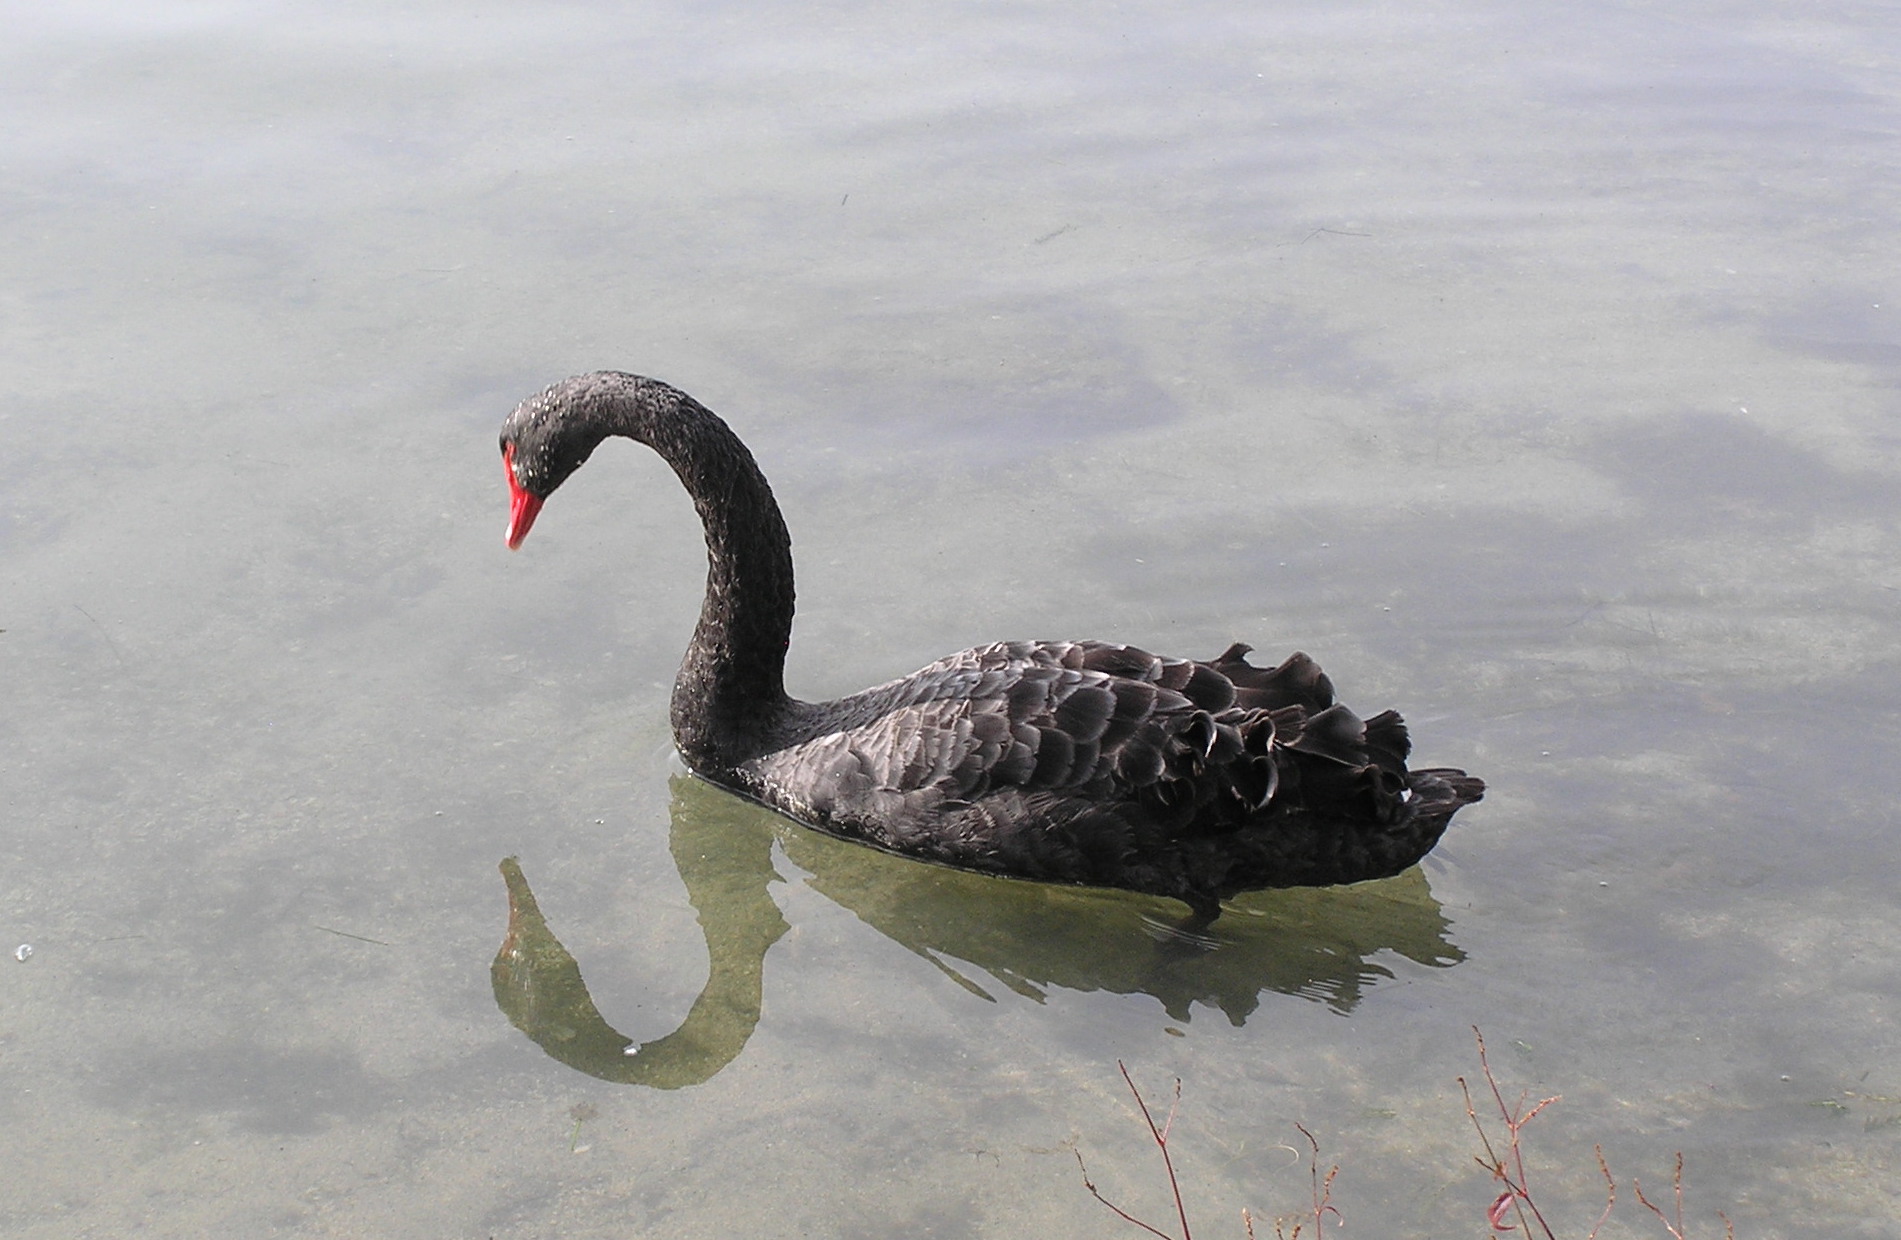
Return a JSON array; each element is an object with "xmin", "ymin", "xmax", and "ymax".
[{"xmin": 500, "ymin": 371, "xmax": 1482, "ymax": 922}]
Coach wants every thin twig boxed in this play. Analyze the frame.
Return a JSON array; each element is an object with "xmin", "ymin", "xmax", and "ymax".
[
  {"xmin": 1075, "ymin": 1062, "xmax": 1194, "ymax": 1240},
  {"xmin": 1465, "ymin": 1028, "xmax": 1561, "ymax": 1239},
  {"xmin": 312, "ymin": 924, "xmax": 391, "ymax": 946},
  {"xmin": 1076, "ymin": 1148, "xmax": 1180, "ymax": 1240},
  {"xmin": 1120, "ymin": 1062, "xmax": 1193, "ymax": 1240},
  {"xmin": 1585, "ymin": 1144, "xmax": 1616, "ymax": 1240},
  {"xmin": 1266, "ymin": 1123, "xmax": 1340, "ymax": 1240},
  {"xmin": 1633, "ymin": 1154, "xmax": 1688, "ymax": 1240},
  {"xmin": 1295, "ymin": 1123, "xmax": 1340, "ymax": 1235},
  {"xmin": 74, "ymin": 604, "xmax": 127, "ymax": 667}
]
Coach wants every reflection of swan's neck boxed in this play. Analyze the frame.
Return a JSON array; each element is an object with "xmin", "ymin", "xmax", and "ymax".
[{"xmin": 491, "ymin": 786, "xmax": 788, "ymax": 1088}]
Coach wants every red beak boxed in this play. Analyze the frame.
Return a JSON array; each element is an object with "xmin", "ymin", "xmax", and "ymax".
[{"xmin": 504, "ymin": 446, "xmax": 544, "ymax": 550}]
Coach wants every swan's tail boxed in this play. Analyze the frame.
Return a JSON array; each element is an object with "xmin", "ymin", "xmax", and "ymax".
[{"xmin": 1406, "ymin": 767, "xmax": 1486, "ymax": 817}]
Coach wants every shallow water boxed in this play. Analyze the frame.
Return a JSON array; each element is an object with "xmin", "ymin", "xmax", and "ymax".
[{"xmin": 5, "ymin": 1, "xmax": 1899, "ymax": 1235}]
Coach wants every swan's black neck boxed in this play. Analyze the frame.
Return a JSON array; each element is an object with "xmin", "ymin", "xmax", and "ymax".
[{"xmin": 521, "ymin": 373, "xmax": 796, "ymax": 770}]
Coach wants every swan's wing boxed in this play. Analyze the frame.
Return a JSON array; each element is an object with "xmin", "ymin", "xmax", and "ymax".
[{"xmin": 754, "ymin": 640, "xmax": 1415, "ymax": 829}]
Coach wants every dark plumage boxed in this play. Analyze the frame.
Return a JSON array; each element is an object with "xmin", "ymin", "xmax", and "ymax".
[{"xmin": 500, "ymin": 371, "xmax": 1483, "ymax": 921}]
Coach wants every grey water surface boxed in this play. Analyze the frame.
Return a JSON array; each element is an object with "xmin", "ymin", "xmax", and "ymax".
[{"xmin": 5, "ymin": 1, "xmax": 1899, "ymax": 1235}]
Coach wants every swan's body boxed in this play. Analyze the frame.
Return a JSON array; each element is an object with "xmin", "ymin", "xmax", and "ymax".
[{"xmin": 501, "ymin": 371, "xmax": 1482, "ymax": 920}]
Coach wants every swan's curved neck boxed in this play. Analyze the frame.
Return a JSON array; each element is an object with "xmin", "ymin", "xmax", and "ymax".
[{"xmin": 585, "ymin": 377, "xmax": 796, "ymax": 768}]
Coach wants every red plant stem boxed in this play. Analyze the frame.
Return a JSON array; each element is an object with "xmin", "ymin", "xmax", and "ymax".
[
  {"xmin": 1076, "ymin": 1148, "xmax": 1181, "ymax": 1240},
  {"xmin": 1467, "ymin": 1028, "xmax": 1561, "ymax": 1240},
  {"xmin": 1633, "ymin": 1154, "xmax": 1689, "ymax": 1240},
  {"xmin": 1585, "ymin": 1144, "xmax": 1616, "ymax": 1240},
  {"xmin": 1118, "ymin": 1061, "xmax": 1193, "ymax": 1240}
]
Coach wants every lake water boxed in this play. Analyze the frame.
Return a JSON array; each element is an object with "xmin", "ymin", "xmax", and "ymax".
[{"xmin": 5, "ymin": 2, "xmax": 1899, "ymax": 1236}]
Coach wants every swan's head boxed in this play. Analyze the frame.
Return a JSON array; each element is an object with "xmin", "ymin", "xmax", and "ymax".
[{"xmin": 499, "ymin": 376, "xmax": 613, "ymax": 549}]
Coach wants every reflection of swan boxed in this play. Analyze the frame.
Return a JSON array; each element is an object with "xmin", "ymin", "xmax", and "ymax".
[
  {"xmin": 499, "ymin": 373, "xmax": 1482, "ymax": 920},
  {"xmin": 490, "ymin": 788, "xmax": 787, "ymax": 1088},
  {"xmin": 765, "ymin": 777, "xmax": 1463, "ymax": 1024},
  {"xmin": 493, "ymin": 777, "xmax": 1463, "ymax": 1085}
]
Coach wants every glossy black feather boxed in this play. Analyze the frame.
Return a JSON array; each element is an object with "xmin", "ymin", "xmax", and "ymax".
[{"xmin": 500, "ymin": 372, "xmax": 1484, "ymax": 918}]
